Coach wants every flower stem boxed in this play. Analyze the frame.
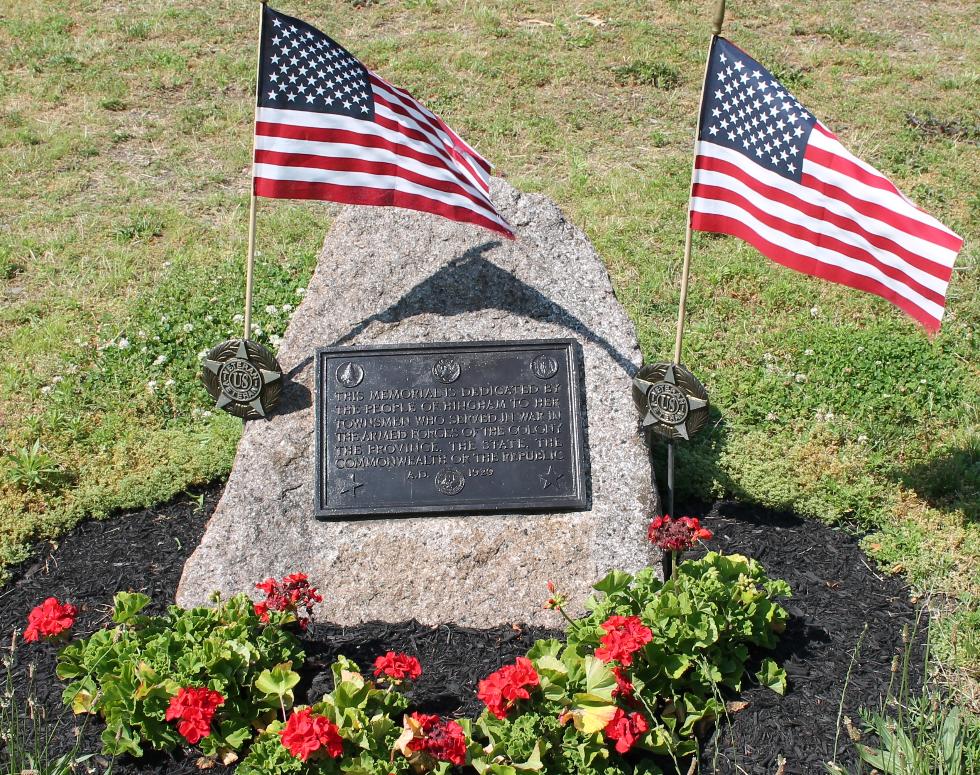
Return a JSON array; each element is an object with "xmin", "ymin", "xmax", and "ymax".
[{"xmin": 554, "ymin": 604, "xmax": 583, "ymax": 633}]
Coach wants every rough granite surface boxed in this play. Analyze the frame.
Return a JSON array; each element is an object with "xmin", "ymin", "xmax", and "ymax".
[{"xmin": 177, "ymin": 179, "xmax": 658, "ymax": 626}]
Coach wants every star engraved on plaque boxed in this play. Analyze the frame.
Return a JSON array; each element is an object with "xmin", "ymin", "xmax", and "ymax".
[
  {"xmin": 338, "ymin": 473, "xmax": 363, "ymax": 497},
  {"xmin": 539, "ymin": 466, "xmax": 564, "ymax": 489},
  {"xmin": 632, "ymin": 363, "xmax": 709, "ymax": 441}
]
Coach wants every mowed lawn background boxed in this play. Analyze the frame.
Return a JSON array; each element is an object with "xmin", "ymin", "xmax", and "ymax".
[{"xmin": 1, "ymin": 0, "xmax": 976, "ymax": 693}]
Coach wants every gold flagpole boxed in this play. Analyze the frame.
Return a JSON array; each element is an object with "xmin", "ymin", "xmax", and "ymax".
[
  {"xmin": 673, "ymin": 0, "xmax": 726, "ymax": 365},
  {"xmin": 242, "ymin": 0, "xmax": 268, "ymax": 341}
]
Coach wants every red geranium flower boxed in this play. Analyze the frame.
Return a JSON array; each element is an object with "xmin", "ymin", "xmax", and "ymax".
[
  {"xmin": 604, "ymin": 708, "xmax": 649, "ymax": 754},
  {"xmin": 611, "ymin": 666, "xmax": 634, "ymax": 699},
  {"xmin": 373, "ymin": 651, "xmax": 422, "ymax": 682},
  {"xmin": 477, "ymin": 656, "xmax": 540, "ymax": 719},
  {"xmin": 165, "ymin": 687, "xmax": 224, "ymax": 745},
  {"xmin": 23, "ymin": 597, "xmax": 77, "ymax": 642},
  {"xmin": 280, "ymin": 707, "xmax": 343, "ymax": 761},
  {"xmin": 254, "ymin": 572, "xmax": 322, "ymax": 630},
  {"xmin": 405, "ymin": 712, "xmax": 467, "ymax": 765},
  {"xmin": 647, "ymin": 515, "xmax": 712, "ymax": 552},
  {"xmin": 594, "ymin": 615, "xmax": 653, "ymax": 666}
]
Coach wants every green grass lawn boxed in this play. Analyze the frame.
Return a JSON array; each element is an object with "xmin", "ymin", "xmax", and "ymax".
[{"xmin": 1, "ymin": 0, "xmax": 977, "ymax": 696}]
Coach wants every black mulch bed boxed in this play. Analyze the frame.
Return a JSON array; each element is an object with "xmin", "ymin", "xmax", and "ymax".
[{"xmin": 0, "ymin": 488, "xmax": 924, "ymax": 775}]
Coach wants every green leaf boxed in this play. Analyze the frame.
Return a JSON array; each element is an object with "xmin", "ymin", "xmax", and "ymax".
[
  {"xmin": 527, "ymin": 639, "xmax": 563, "ymax": 661},
  {"xmin": 755, "ymin": 658, "xmax": 787, "ymax": 695},
  {"xmin": 255, "ymin": 661, "xmax": 301, "ymax": 706},
  {"xmin": 570, "ymin": 699, "xmax": 617, "ymax": 734},
  {"xmin": 111, "ymin": 591, "xmax": 151, "ymax": 625},
  {"xmin": 593, "ymin": 570, "xmax": 633, "ymax": 596},
  {"xmin": 582, "ymin": 655, "xmax": 616, "ymax": 700}
]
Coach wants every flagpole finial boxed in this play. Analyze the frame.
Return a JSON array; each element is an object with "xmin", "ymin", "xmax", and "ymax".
[{"xmin": 712, "ymin": 0, "xmax": 726, "ymax": 36}]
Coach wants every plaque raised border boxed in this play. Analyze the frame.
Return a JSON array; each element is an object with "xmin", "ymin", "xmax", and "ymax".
[{"xmin": 314, "ymin": 339, "xmax": 589, "ymax": 519}]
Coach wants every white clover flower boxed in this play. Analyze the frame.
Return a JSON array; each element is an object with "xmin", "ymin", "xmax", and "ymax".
[
  {"xmin": 162, "ymin": 261, "xmax": 171, "ymax": 268},
  {"xmin": 51, "ymin": 375, "xmax": 63, "ymax": 384},
  {"xmin": 804, "ymin": 348, "xmax": 814, "ymax": 356},
  {"xmin": 270, "ymin": 334, "xmax": 282, "ymax": 348},
  {"xmin": 810, "ymin": 306, "xmax": 820, "ymax": 317},
  {"xmin": 146, "ymin": 380, "xmax": 158, "ymax": 392},
  {"xmin": 206, "ymin": 315, "xmax": 214, "ymax": 323},
  {"xmin": 164, "ymin": 378, "xmax": 175, "ymax": 387},
  {"xmin": 160, "ymin": 315, "xmax": 169, "ymax": 323},
  {"xmin": 117, "ymin": 337, "xmax": 130, "ymax": 349},
  {"xmin": 137, "ymin": 330, "xmax": 147, "ymax": 338},
  {"xmin": 233, "ymin": 313, "xmax": 244, "ymax": 324},
  {"xmin": 203, "ymin": 410, "xmax": 213, "ymax": 418},
  {"xmin": 919, "ymin": 379, "xmax": 927, "ymax": 385},
  {"xmin": 795, "ymin": 373, "xmax": 807, "ymax": 383},
  {"xmin": 40, "ymin": 385, "xmax": 52, "ymax": 395},
  {"xmin": 766, "ymin": 412, "xmax": 778, "ymax": 421},
  {"xmin": 825, "ymin": 411, "xmax": 835, "ymax": 421},
  {"xmin": 153, "ymin": 354, "xmax": 167, "ymax": 366},
  {"xmin": 152, "ymin": 335, "xmax": 161, "ymax": 342},
  {"xmin": 265, "ymin": 304, "xmax": 278, "ymax": 315},
  {"xmin": 282, "ymin": 303, "xmax": 293, "ymax": 312},
  {"xmin": 762, "ymin": 352, "xmax": 774, "ymax": 362},
  {"xmin": 296, "ymin": 287, "xmax": 306, "ymax": 296},
  {"xmin": 857, "ymin": 434, "xmax": 869, "ymax": 444},
  {"xmin": 183, "ymin": 323, "xmax": 194, "ymax": 333}
]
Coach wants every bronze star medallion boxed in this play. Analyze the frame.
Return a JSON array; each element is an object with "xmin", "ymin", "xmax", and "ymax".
[
  {"xmin": 632, "ymin": 362, "xmax": 709, "ymax": 441},
  {"xmin": 201, "ymin": 339, "xmax": 283, "ymax": 420}
]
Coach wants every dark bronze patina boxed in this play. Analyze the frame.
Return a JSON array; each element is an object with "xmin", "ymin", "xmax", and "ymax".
[
  {"xmin": 201, "ymin": 339, "xmax": 283, "ymax": 420},
  {"xmin": 632, "ymin": 362, "xmax": 709, "ymax": 441},
  {"xmin": 315, "ymin": 339, "xmax": 589, "ymax": 519}
]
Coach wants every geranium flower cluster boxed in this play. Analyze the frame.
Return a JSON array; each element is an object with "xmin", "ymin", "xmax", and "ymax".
[
  {"xmin": 254, "ymin": 572, "xmax": 322, "ymax": 631},
  {"xmin": 544, "ymin": 580, "xmax": 567, "ymax": 610},
  {"xmin": 280, "ymin": 707, "xmax": 343, "ymax": 761},
  {"xmin": 373, "ymin": 651, "xmax": 422, "ymax": 683},
  {"xmin": 647, "ymin": 514, "xmax": 712, "ymax": 552},
  {"xmin": 477, "ymin": 656, "xmax": 540, "ymax": 719},
  {"xmin": 594, "ymin": 615, "xmax": 653, "ymax": 666},
  {"xmin": 165, "ymin": 687, "xmax": 224, "ymax": 744},
  {"xmin": 604, "ymin": 708, "xmax": 649, "ymax": 754},
  {"xmin": 403, "ymin": 712, "xmax": 467, "ymax": 765},
  {"xmin": 24, "ymin": 597, "xmax": 76, "ymax": 642}
]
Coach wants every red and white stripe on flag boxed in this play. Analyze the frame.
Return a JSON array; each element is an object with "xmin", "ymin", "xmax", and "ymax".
[
  {"xmin": 691, "ymin": 40, "xmax": 962, "ymax": 332},
  {"xmin": 251, "ymin": 6, "xmax": 513, "ymax": 239}
]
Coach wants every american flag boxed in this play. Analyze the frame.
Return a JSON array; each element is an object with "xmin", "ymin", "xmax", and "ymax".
[
  {"xmin": 253, "ymin": 6, "xmax": 514, "ymax": 239},
  {"xmin": 690, "ymin": 37, "xmax": 963, "ymax": 332}
]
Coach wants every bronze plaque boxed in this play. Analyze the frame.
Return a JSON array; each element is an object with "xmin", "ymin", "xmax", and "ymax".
[{"xmin": 315, "ymin": 340, "xmax": 588, "ymax": 518}]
